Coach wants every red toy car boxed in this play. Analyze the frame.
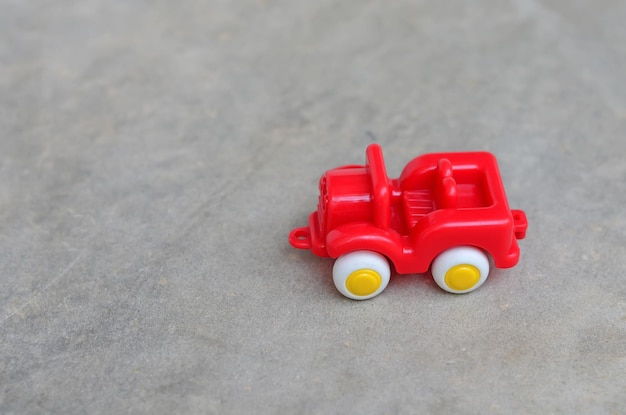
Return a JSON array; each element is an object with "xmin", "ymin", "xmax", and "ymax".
[{"xmin": 289, "ymin": 144, "xmax": 527, "ymax": 300}]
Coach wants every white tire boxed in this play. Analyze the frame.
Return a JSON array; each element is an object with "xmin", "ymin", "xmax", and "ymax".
[
  {"xmin": 333, "ymin": 251, "xmax": 391, "ymax": 300},
  {"xmin": 431, "ymin": 246, "xmax": 490, "ymax": 294}
]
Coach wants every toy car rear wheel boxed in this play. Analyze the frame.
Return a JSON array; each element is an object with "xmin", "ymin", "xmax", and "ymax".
[
  {"xmin": 431, "ymin": 247, "xmax": 490, "ymax": 294},
  {"xmin": 333, "ymin": 251, "xmax": 391, "ymax": 300}
]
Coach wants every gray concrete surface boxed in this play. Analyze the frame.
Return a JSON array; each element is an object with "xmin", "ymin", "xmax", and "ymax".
[{"xmin": 1, "ymin": 0, "xmax": 625, "ymax": 413}]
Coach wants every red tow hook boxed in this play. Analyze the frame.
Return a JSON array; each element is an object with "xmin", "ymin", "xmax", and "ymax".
[
  {"xmin": 289, "ymin": 226, "xmax": 312, "ymax": 249},
  {"xmin": 512, "ymin": 209, "xmax": 528, "ymax": 239}
]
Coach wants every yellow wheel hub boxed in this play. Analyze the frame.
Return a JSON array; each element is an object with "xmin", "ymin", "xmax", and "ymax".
[
  {"xmin": 346, "ymin": 269, "xmax": 382, "ymax": 296},
  {"xmin": 444, "ymin": 264, "xmax": 481, "ymax": 291}
]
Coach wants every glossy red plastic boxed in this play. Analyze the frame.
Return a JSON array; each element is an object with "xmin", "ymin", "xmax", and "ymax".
[{"xmin": 289, "ymin": 144, "xmax": 527, "ymax": 276}]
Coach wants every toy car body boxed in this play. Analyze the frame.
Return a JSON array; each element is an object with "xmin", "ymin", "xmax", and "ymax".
[{"xmin": 289, "ymin": 144, "xmax": 527, "ymax": 300}]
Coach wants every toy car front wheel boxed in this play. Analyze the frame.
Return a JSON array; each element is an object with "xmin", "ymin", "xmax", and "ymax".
[
  {"xmin": 333, "ymin": 251, "xmax": 391, "ymax": 300},
  {"xmin": 431, "ymin": 247, "xmax": 490, "ymax": 294}
]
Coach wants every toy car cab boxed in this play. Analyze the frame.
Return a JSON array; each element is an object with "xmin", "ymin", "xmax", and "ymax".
[{"xmin": 289, "ymin": 144, "xmax": 527, "ymax": 300}]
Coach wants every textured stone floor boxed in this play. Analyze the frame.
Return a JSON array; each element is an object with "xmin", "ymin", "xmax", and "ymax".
[{"xmin": 1, "ymin": 1, "xmax": 625, "ymax": 413}]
